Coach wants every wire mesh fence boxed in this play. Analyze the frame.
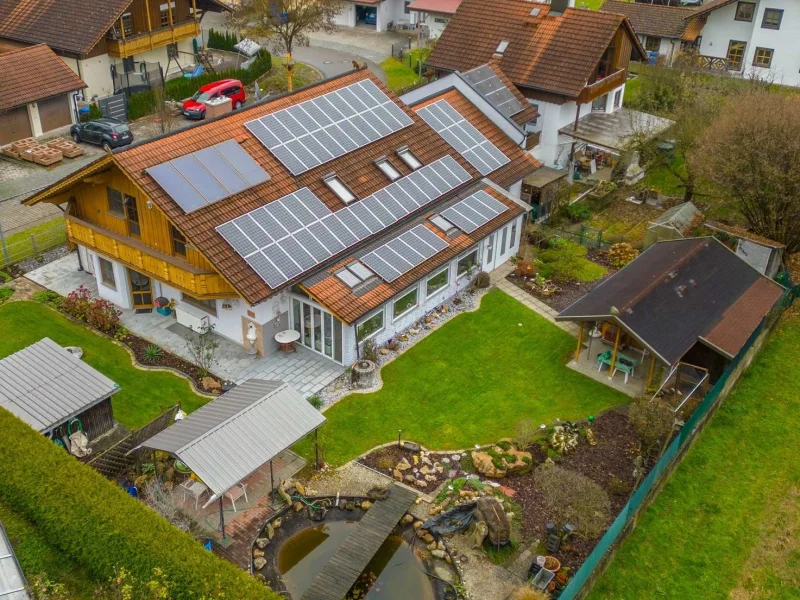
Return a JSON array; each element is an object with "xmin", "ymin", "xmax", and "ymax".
[
  {"xmin": 0, "ymin": 220, "xmax": 67, "ymax": 268},
  {"xmin": 557, "ymin": 288, "xmax": 794, "ymax": 600}
]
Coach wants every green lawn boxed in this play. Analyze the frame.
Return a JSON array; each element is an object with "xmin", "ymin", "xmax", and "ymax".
[
  {"xmin": 0, "ymin": 502, "xmax": 96, "ymax": 599},
  {"xmin": 304, "ymin": 289, "xmax": 627, "ymax": 466},
  {"xmin": 0, "ymin": 301, "xmax": 210, "ymax": 429},
  {"xmin": 381, "ymin": 48, "xmax": 431, "ymax": 92},
  {"xmin": 3, "ymin": 218, "xmax": 66, "ymax": 264},
  {"xmin": 589, "ymin": 314, "xmax": 800, "ymax": 600}
]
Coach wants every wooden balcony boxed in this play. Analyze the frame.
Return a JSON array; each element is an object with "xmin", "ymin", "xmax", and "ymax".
[
  {"xmin": 107, "ymin": 20, "xmax": 200, "ymax": 59},
  {"xmin": 66, "ymin": 214, "xmax": 238, "ymax": 299},
  {"xmin": 577, "ymin": 69, "xmax": 627, "ymax": 104}
]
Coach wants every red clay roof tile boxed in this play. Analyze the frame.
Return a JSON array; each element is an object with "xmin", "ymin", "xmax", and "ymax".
[{"xmin": 0, "ymin": 44, "xmax": 86, "ymax": 111}]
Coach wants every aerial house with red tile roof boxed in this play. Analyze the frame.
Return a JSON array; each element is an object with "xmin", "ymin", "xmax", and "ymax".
[
  {"xmin": 556, "ymin": 237, "xmax": 785, "ymax": 395},
  {"xmin": 424, "ymin": 0, "xmax": 677, "ymax": 173},
  {"xmin": 25, "ymin": 68, "xmax": 541, "ymax": 367}
]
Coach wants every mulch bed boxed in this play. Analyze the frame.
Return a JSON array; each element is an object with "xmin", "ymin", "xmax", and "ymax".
[
  {"xmin": 118, "ymin": 331, "xmax": 219, "ymax": 392},
  {"xmin": 500, "ymin": 409, "xmax": 642, "ymax": 571},
  {"xmin": 508, "ymin": 248, "xmax": 618, "ymax": 313},
  {"xmin": 358, "ymin": 445, "xmax": 467, "ymax": 494}
]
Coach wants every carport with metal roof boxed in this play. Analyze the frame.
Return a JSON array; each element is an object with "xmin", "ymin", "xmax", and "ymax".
[{"xmin": 138, "ymin": 379, "xmax": 325, "ymax": 536}]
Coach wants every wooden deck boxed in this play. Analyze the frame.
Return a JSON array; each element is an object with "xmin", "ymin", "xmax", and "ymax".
[{"xmin": 301, "ymin": 484, "xmax": 418, "ymax": 600}]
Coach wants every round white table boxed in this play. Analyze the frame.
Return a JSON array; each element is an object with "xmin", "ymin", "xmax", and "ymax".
[{"xmin": 275, "ymin": 329, "xmax": 301, "ymax": 354}]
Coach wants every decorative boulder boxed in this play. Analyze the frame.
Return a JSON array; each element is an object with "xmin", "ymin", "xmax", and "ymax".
[
  {"xmin": 402, "ymin": 514, "xmax": 415, "ymax": 525},
  {"xmin": 550, "ymin": 425, "xmax": 579, "ymax": 455},
  {"xmin": 474, "ymin": 497, "xmax": 510, "ymax": 546},
  {"xmin": 202, "ymin": 377, "xmax": 222, "ymax": 393},
  {"xmin": 396, "ymin": 458, "xmax": 412, "ymax": 471},
  {"xmin": 253, "ymin": 557, "xmax": 267, "ymax": 570},
  {"xmin": 295, "ymin": 481, "xmax": 306, "ymax": 496},
  {"xmin": 255, "ymin": 537, "xmax": 269, "ymax": 549},
  {"xmin": 471, "ymin": 445, "xmax": 532, "ymax": 478}
]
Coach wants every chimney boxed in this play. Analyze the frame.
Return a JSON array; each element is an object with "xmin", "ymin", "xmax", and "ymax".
[{"xmin": 549, "ymin": 0, "xmax": 574, "ymax": 16}]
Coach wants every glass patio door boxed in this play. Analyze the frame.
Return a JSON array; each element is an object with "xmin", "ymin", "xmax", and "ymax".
[
  {"xmin": 291, "ymin": 298, "xmax": 343, "ymax": 363},
  {"xmin": 129, "ymin": 269, "xmax": 153, "ymax": 308}
]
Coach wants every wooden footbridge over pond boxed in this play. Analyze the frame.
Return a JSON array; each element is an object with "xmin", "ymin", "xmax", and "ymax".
[{"xmin": 301, "ymin": 483, "xmax": 418, "ymax": 600}]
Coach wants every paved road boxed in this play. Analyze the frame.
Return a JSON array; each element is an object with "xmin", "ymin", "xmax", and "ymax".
[{"xmin": 290, "ymin": 45, "xmax": 386, "ymax": 84}]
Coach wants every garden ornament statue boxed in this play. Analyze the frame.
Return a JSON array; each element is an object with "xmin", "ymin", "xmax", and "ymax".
[{"xmin": 246, "ymin": 323, "xmax": 258, "ymax": 355}]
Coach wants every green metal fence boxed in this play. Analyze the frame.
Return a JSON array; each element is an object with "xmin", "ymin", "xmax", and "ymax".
[
  {"xmin": 558, "ymin": 287, "xmax": 793, "ymax": 599},
  {"xmin": 0, "ymin": 220, "xmax": 67, "ymax": 267}
]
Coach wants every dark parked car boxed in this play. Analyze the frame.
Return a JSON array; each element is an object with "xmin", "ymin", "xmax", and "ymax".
[{"xmin": 70, "ymin": 118, "xmax": 133, "ymax": 151}]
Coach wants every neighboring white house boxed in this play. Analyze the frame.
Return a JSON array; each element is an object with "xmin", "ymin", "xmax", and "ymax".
[
  {"xmin": 691, "ymin": 0, "xmax": 800, "ymax": 86},
  {"xmin": 408, "ymin": 0, "xmax": 463, "ymax": 38},
  {"xmin": 333, "ymin": 0, "xmax": 414, "ymax": 32},
  {"xmin": 0, "ymin": 44, "xmax": 87, "ymax": 145},
  {"xmin": 601, "ymin": 0, "xmax": 703, "ymax": 65}
]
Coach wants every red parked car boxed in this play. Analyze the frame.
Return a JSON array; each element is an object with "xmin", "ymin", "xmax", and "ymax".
[{"xmin": 182, "ymin": 79, "xmax": 245, "ymax": 120}]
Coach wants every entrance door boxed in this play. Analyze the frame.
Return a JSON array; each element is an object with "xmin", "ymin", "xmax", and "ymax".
[{"xmin": 129, "ymin": 270, "xmax": 153, "ymax": 308}]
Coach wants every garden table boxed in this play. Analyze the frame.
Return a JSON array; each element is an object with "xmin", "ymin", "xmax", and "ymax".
[
  {"xmin": 611, "ymin": 351, "xmax": 641, "ymax": 384},
  {"xmin": 275, "ymin": 329, "xmax": 300, "ymax": 354}
]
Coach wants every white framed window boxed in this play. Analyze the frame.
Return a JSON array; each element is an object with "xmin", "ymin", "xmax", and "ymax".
[
  {"xmin": 426, "ymin": 267, "xmax": 449, "ymax": 297},
  {"xmin": 393, "ymin": 287, "xmax": 418, "ymax": 320},
  {"xmin": 99, "ymin": 257, "xmax": 116, "ymax": 289},
  {"xmin": 357, "ymin": 308, "xmax": 384, "ymax": 341},
  {"xmin": 457, "ymin": 249, "xmax": 479, "ymax": 278},
  {"xmin": 397, "ymin": 147, "xmax": 422, "ymax": 170},
  {"xmin": 324, "ymin": 174, "xmax": 356, "ymax": 203},
  {"xmin": 375, "ymin": 158, "xmax": 401, "ymax": 181}
]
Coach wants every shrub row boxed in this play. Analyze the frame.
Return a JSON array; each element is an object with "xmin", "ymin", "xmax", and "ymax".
[
  {"xmin": 127, "ymin": 49, "xmax": 272, "ymax": 120},
  {"xmin": 207, "ymin": 28, "xmax": 239, "ymax": 53},
  {"xmin": 0, "ymin": 408, "xmax": 280, "ymax": 600}
]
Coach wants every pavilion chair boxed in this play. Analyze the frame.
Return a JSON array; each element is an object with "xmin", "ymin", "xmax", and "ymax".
[{"xmin": 225, "ymin": 482, "xmax": 249, "ymax": 512}]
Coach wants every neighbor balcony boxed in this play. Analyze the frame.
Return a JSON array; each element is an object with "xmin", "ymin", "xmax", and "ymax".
[
  {"xmin": 106, "ymin": 19, "xmax": 201, "ymax": 59},
  {"xmin": 577, "ymin": 68, "xmax": 627, "ymax": 104}
]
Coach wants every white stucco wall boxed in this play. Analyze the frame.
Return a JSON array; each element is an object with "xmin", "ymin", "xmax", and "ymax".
[
  {"xmin": 70, "ymin": 54, "xmax": 115, "ymax": 99},
  {"xmin": 342, "ymin": 214, "xmax": 523, "ymax": 365},
  {"xmin": 746, "ymin": 0, "xmax": 800, "ymax": 87},
  {"xmin": 334, "ymin": 3, "xmax": 357, "ymax": 27},
  {"xmin": 411, "ymin": 12, "xmax": 450, "ymax": 38},
  {"xmin": 86, "ymin": 249, "xmax": 133, "ymax": 309},
  {"xmin": 697, "ymin": 1, "xmax": 756, "ymax": 65}
]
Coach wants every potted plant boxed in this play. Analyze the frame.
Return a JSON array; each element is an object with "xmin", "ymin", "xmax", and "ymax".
[{"xmin": 154, "ymin": 297, "xmax": 173, "ymax": 316}]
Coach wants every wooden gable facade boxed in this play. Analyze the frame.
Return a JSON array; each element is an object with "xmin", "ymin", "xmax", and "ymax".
[{"xmin": 38, "ymin": 157, "xmax": 237, "ymax": 299}]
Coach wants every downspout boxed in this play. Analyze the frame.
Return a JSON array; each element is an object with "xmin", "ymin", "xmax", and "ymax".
[{"xmin": 353, "ymin": 317, "xmax": 361, "ymax": 360}]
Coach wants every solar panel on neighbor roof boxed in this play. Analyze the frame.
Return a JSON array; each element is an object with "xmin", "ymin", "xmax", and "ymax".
[
  {"xmin": 215, "ymin": 157, "xmax": 471, "ymax": 289},
  {"xmin": 147, "ymin": 140, "xmax": 270, "ymax": 213},
  {"xmin": 442, "ymin": 189, "xmax": 508, "ymax": 234},
  {"xmin": 417, "ymin": 100, "xmax": 511, "ymax": 176},
  {"xmin": 360, "ymin": 225, "xmax": 450, "ymax": 283},
  {"xmin": 463, "ymin": 65, "xmax": 526, "ymax": 119},
  {"xmin": 244, "ymin": 80, "xmax": 414, "ymax": 176}
]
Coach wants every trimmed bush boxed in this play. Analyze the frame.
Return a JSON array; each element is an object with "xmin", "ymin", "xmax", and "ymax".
[
  {"xmin": 0, "ymin": 408, "xmax": 281, "ymax": 599},
  {"xmin": 207, "ymin": 28, "xmax": 239, "ymax": 52},
  {"xmin": 537, "ymin": 238, "xmax": 606, "ymax": 283},
  {"xmin": 566, "ymin": 202, "xmax": 592, "ymax": 222}
]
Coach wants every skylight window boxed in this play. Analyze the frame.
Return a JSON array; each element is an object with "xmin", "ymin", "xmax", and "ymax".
[
  {"xmin": 495, "ymin": 40, "xmax": 510, "ymax": 55},
  {"xmin": 324, "ymin": 174, "xmax": 356, "ymax": 204},
  {"xmin": 375, "ymin": 157, "xmax": 401, "ymax": 181},
  {"xmin": 530, "ymin": 8, "xmax": 541, "ymax": 17},
  {"xmin": 430, "ymin": 214, "xmax": 456, "ymax": 233},
  {"xmin": 397, "ymin": 147, "xmax": 422, "ymax": 170},
  {"xmin": 335, "ymin": 262, "xmax": 375, "ymax": 288}
]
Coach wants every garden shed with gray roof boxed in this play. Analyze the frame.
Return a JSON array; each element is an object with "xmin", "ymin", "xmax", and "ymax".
[{"xmin": 0, "ymin": 337, "xmax": 119, "ymax": 443}]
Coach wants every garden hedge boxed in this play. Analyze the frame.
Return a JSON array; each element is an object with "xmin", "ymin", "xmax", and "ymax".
[
  {"xmin": 0, "ymin": 408, "xmax": 280, "ymax": 599},
  {"xmin": 127, "ymin": 49, "xmax": 272, "ymax": 120},
  {"xmin": 207, "ymin": 28, "xmax": 239, "ymax": 53}
]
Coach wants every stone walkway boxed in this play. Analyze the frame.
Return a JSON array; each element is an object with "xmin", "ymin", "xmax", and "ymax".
[
  {"xmin": 492, "ymin": 263, "xmax": 579, "ymax": 336},
  {"xmin": 25, "ymin": 253, "xmax": 344, "ymax": 396}
]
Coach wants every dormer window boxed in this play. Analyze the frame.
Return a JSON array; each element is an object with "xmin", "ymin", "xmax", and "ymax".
[
  {"xmin": 324, "ymin": 174, "xmax": 356, "ymax": 204},
  {"xmin": 495, "ymin": 40, "xmax": 510, "ymax": 55},
  {"xmin": 397, "ymin": 147, "xmax": 422, "ymax": 170},
  {"xmin": 375, "ymin": 157, "xmax": 401, "ymax": 181}
]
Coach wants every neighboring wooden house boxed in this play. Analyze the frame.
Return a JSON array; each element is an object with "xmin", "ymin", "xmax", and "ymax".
[
  {"xmin": 705, "ymin": 221, "xmax": 785, "ymax": 278},
  {"xmin": 424, "ymin": 0, "xmax": 674, "ymax": 173},
  {"xmin": 601, "ymin": 0, "xmax": 703, "ymax": 65},
  {"xmin": 0, "ymin": 0, "xmax": 231, "ymax": 99},
  {"xmin": 685, "ymin": 0, "xmax": 799, "ymax": 86},
  {"xmin": 0, "ymin": 338, "xmax": 120, "ymax": 447},
  {"xmin": 0, "ymin": 44, "xmax": 87, "ymax": 145},
  {"xmin": 557, "ymin": 237, "xmax": 785, "ymax": 385},
  {"xmin": 25, "ymin": 69, "xmax": 541, "ymax": 367}
]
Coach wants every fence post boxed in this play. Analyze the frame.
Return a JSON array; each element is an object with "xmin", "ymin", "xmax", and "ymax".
[
  {"xmin": 598, "ymin": 230, "xmax": 603, "ymax": 249},
  {"xmin": 30, "ymin": 234, "xmax": 38, "ymax": 256},
  {"xmin": 0, "ymin": 224, "xmax": 9, "ymax": 266}
]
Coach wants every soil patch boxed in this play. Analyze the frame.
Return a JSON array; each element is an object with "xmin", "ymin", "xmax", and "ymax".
[{"xmin": 358, "ymin": 445, "xmax": 470, "ymax": 494}]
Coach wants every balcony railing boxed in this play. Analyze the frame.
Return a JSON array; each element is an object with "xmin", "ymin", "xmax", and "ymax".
[
  {"xmin": 577, "ymin": 68, "xmax": 627, "ymax": 104},
  {"xmin": 107, "ymin": 20, "xmax": 200, "ymax": 58}
]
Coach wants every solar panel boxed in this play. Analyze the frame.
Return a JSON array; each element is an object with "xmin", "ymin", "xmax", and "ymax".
[
  {"xmin": 146, "ymin": 163, "xmax": 206, "ymax": 212},
  {"xmin": 361, "ymin": 225, "xmax": 449, "ymax": 283},
  {"xmin": 417, "ymin": 100, "xmax": 511, "ymax": 176},
  {"xmin": 216, "ymin": 157, "xmax": 470, "ymax": 288},
  {"xmin": 463, "ymin": 65, "xmax": 527, "ymax": 119},
  {"xmin": 244, "ymin": 80, "xmax": 413, "ymax": 176},
  {"xmin": 442, "ymin": 189, "xmax": 509, "ymax": 234}
]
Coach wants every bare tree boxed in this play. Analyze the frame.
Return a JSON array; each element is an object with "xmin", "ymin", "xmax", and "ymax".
[
  {"xmin": 229, "ymin": 0, "xmax": 344, "ymax": 57},
  {"xmin": 694, "ymin": 91, "xmax": 800, "ymax": 252}
]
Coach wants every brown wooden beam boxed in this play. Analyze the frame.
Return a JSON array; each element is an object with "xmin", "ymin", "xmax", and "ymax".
[
  {"xmin": 646, "ymin": 354, "xmax": 656, "ymax": 389},
  {"xmin": 609, "ymin": 326, "xmax": 622, "ymax": 380},
  {"xmin": 574, "ymin": 322, "xmax": 584, "ymax": 363}
]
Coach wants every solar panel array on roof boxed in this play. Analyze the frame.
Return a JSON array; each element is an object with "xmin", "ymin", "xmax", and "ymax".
[
  {"xmin": 244, "ymin": 80, "xmax": 414, "ymax": 176},
  {"xmin": 417, "ymin": 100, "xmax": 510, "ymax": 176},
  {"xmin": 462, "ymin": 65, "xmax": 526, "ymax": 118},
  {"xmin": 216, "ymin": 156, "xmax": 471, "ymax": 288},
  {"xmin": 442, "ymin": 189, "xmax": 508, "ymax": 233},
  {"xmin": 146, "ymin": 140, "xmax": 270, "ymax": 213},
  {"xmin": 360, "ymin": 225, "xmax": 450, "ymax": 283}
]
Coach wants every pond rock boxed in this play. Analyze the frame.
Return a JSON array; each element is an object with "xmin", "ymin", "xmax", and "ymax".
[
  {"xmin": 431, "ymin": 549, "xmax": 446, "ymax": 559},
  {"xmin": 295, "ymin": 481, "xmax": 306, "ymax": 496},
  {"xmin": 253, "ymin": 549, "xmax": 264, "ymax": 558},
  {"xmin": 404, "ymin": 474, "xmax": 416, "ymax": 484},
  {"xmin": 361, "ymin": 500, "xmax": 372, "ymax": 510},
  {"xmin": 396, "ymin": 458, "xmax": 412, "ymax": 471},
  {"xmin": 253, "ymin": 557, "xmax": 267, "ymax": 570},
  {"xmin": 433, "ymin": 564, "xmax": 456, "ymax": 584},
  {"xmin": 393, "ymin": 469, "xmax": 403, "ymax": 481},
  {"xmin": 255, "ymin": 537, "xmax": 269, "ymax": 549},
  {"xmin": 293, "ymin": 501, "xmax": 304, "ymax": 512}
]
